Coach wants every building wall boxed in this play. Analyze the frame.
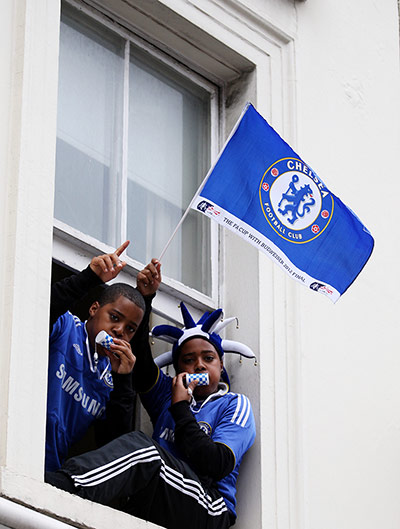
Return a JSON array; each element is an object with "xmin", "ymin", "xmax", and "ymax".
[
  {"xmin": 0, "ymin": 1, "xmax": 399, "ymax": 528},
  {"xmin": 296, "ymin": 2, "xmax": 400, "ymax": 528}
]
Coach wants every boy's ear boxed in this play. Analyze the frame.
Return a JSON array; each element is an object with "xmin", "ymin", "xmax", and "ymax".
[{"xmin": 88, "ymin": 301, "xmax": 100, "ymax": 318}]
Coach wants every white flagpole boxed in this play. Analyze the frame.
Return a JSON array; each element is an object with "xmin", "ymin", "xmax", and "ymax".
[
  {"xmin": 157, "ymin": 102, "xmax": 252, "ymax": 262},
  {"xmin": 158, "ymin": 191, "xmax": 202, "ymax": 261}
]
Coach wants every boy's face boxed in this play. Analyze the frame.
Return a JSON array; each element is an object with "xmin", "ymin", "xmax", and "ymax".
[
  {"xmin": 177, "ymin": 338, "xmax": 223, "ymax": 399},
  {"xmin": 86, "ymin": 295, "xmax": 144, "ymax": 352}
]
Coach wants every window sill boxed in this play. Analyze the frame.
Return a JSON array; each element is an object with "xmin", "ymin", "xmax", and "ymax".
[
  {"xmin": 0, "ymin": 468, "xmax": 161, "ymax": 529},
  {"xmin": 53, "ymin": 221, "xmax": 219, "ymax": 319}
]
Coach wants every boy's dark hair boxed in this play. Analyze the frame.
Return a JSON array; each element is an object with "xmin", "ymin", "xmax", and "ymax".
[{"xmin": 98, "ymin": 283, "xmax": 145, "ymax": 312}]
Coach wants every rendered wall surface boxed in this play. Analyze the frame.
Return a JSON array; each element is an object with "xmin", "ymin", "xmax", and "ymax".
[
  {"xmin": 295, "ymin": 2, "xmax": 400, "ymax": 529},
  {"xmin": 0, "ymin": 1, "xmax": 399, "ymax": 529}
]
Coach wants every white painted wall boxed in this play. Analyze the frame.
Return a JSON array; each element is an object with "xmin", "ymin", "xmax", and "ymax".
[
  {"xmin": 294, "ymin": 2, "xmax": 400, "ymax": 529},
  {"xmin": 0, "ymin": 1, "xmax": 399, "ymax": 529}
]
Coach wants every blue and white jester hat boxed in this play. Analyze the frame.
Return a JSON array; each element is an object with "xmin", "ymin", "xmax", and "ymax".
[{"xmin": 151, "ymin": 302, "xmax": 256, "ymax": 370}]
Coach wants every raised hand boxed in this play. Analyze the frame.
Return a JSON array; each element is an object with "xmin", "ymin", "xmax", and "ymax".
[
  {"xmin": 136, "ymin": 258, "xmax": 162, "ymax": 297},
  {"xmin": 90, "ymin": 241, "xmax": 130, "ymax": 283}
]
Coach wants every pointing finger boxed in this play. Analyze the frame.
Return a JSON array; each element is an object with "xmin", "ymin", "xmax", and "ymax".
[{"xmin": 115, "ymin": 240, "xmax": 130, "ymax": 257}]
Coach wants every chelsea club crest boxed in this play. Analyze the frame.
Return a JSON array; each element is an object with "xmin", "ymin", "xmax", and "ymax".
[
  {"xmin": 259, "ymin": 158, "xmax": 334, "ymax": 243},
  {"xmin": 198, "ymin": 421, "xmax": 212, "ymax": 436},
  {"xmin": 103, "ymin": 371, "xmax": 114, "ymax": 388}
]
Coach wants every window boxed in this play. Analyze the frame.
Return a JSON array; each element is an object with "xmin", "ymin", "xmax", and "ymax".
[{"xmin": 55, "ymin": 2, "xmax": 217, "ymax": 298}]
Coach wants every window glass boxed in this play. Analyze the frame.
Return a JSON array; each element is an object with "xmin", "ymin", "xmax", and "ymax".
[
  {"xmin": 128, "ymin": 49, "xmax": 211, "ymax": 292},
  {"xmin": 55, "ymin": 6, "xmax": 124, "ymax": 245},
  {"xmin": 55, "ymin": 4, "xmax": 213, "ymax": 296}
]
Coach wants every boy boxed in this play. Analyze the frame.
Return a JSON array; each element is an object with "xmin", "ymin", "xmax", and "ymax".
[
  {"xmin": 46, "ymin": 241, "xmax": 145, "ymax": 472},
  {"xmin": 46, "ymin": 261, "xmax": 256, "ymax": 529}
]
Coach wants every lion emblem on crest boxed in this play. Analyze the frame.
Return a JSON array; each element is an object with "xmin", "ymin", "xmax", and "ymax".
[{"xmin": 278, "ymin": 174, "xmax": 315, "ymax": 225}]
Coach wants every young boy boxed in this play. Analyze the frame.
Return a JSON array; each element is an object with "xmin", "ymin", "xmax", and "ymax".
[
  {"xmin": 46, "ymin": 241, "xmax": 145, "ymax": 472},
  {"xmin": 46, "ymin": 261, "xmax": 256, "ymax": 529}
]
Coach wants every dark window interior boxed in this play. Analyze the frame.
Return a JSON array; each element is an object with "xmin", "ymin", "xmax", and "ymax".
[{"xmin": 52, "ymin": 259, "xmax": 107, "ymax": 320}]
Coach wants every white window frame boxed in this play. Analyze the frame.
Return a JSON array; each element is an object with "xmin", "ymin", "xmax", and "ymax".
[{"xmin": 54, "ymin": 0, "xmax": 221, "ymax": 315}]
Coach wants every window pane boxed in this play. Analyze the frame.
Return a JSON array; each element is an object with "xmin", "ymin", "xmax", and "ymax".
[
  {"xmin": 127, "ymin": 49, "xmax": 211, "ymax": 295},
  {"xmin": 55, "ymin": 6, "xmax": 125, "ymax": 246}
]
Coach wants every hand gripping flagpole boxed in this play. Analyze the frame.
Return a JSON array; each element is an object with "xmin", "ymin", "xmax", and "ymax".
[{"xmin": 158, "ymin": 103, "xmax": 251, "ymax": 262}]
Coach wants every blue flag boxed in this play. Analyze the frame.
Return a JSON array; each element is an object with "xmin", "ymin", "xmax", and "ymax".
[{"xmin": 192, "ymin": 103, "xmax": 374, "ymax": 302}]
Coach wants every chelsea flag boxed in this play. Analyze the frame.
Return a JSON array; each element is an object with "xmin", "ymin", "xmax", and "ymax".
[{"xmin": 192, "ymin": 103, "xmax": 374, "ymax": 302}]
